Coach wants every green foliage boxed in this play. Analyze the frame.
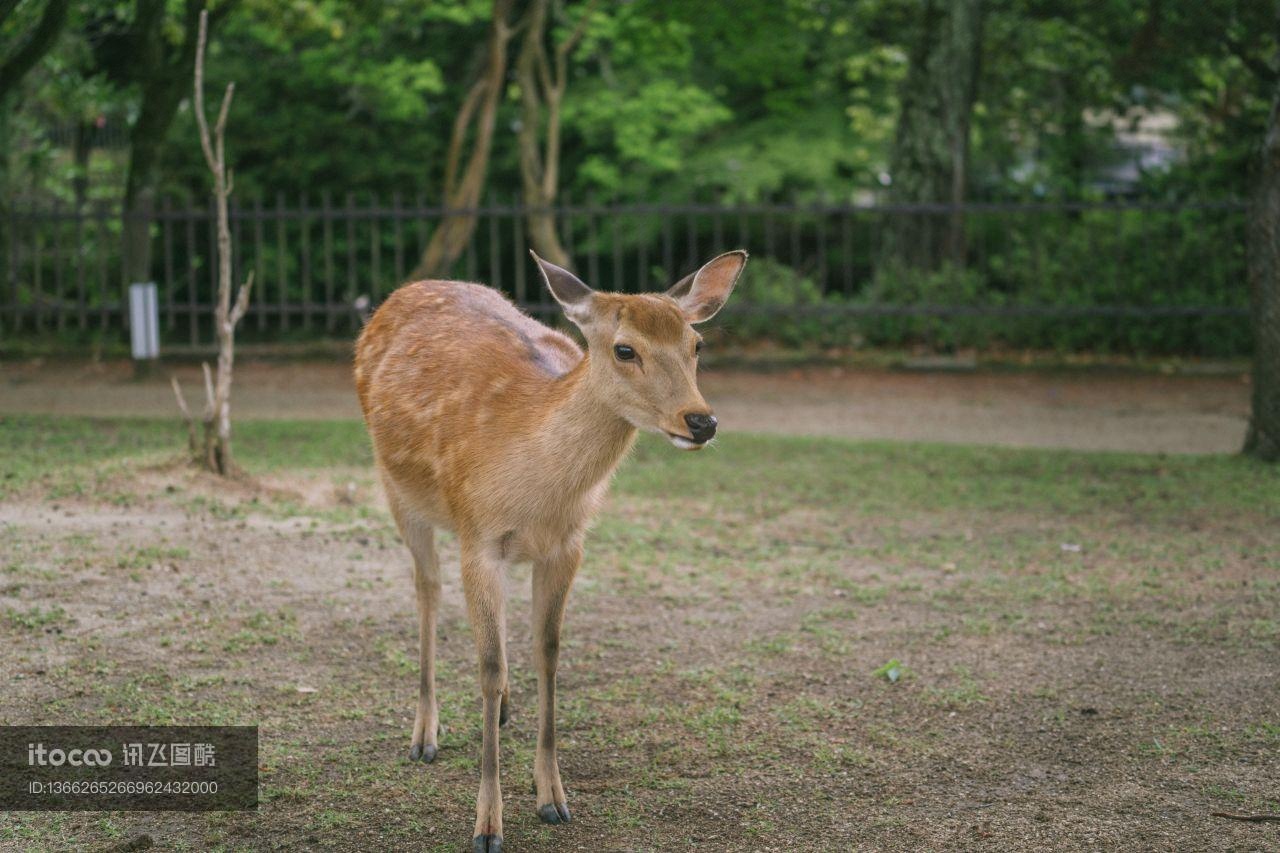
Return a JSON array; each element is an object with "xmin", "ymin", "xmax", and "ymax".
[
  {"xmin": 0, "ymin": 0, "xmax": 1273, "ymax": 358},
  {"xmin": 719, "ymin": 257, "xmax": 846, "ymax": 349},
  {"xmin": 977, "ymin": 207, "xmax": 1251, "ymax": 355},
  {"xmin": 1, "ymin": 0, "xmax": 1272, "ymax": 206},
  {"xmin": 858, "ymin": 262, "xmax": 990, "ymax": 350},
  {"xmin": 684, "ymin": 109, "xmax": 872, "ymax": 203},
  {"xmin": 569, "ymin": 77, "xmax": 731, "ymax": 194},
  {"xmin": 720, "ymin": 209, "xmax": 1251, "ymax": 356}
]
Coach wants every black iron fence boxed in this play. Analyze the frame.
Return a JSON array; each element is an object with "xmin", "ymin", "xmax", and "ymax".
[{"xmin": 0, "ymin": 196, "xmax": 1252, "ymax": 354}]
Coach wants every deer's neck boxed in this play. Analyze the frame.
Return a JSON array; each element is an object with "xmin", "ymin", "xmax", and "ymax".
[{"xmin": 538, "ymin": 355, "xmax": 636, "ymax": 495}]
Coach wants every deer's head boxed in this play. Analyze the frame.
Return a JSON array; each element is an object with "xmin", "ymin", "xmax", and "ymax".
[{"xmin": 533, "ymin": 250, "xmax": 747, "ymax": 450}]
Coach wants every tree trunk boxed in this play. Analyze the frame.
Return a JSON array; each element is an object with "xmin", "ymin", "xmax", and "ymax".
[
  {"xmin": 0, "ymin": 0, "xmax": 70, "ymax": 102},
  {"xmin": 119, "ymin": 0, "xmax": 216, "ymax": 285},
  {"xmin": 515, "ymin": 0, "xmax": 592, "ymax": 271},
  {"xmin": 886, "ymin": 0, "xmax": 983, "ymax": 270},
  {"xmin": 172, "ymin": 10, "xmax": 251, "ymax": 477},
  {"xmin": 412, "ymin": 0, "xmax": 515, "ymax": 280},
  {"xmin": 122, "ymin": 144, "xmax": 158, "ymax": 285},
  {"xmin": 122, "ymin": 96, "xmax": 178, "ymax": 283},
  {"xmin": 1244, "ymin": 29, "xmax": 1280, "ymax": 462}
]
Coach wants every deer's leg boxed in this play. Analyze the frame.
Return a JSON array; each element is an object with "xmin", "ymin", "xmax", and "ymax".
[
  {"xmin": 461, "ymin": 538, "xmax": 508, "ymax": 853},
  {"xmin": 388, "ymin": 492, "xmax": 442, "ymax": 763},
  {"xmin": 532, "ymin": 543, "xmax": 580, "ymax": 825},
  {"xmin": 408, "ymin": 524, "xmax": 441, "ymax": 762}
]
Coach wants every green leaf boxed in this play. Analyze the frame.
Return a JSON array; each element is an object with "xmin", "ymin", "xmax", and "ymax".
[{"xmin": 873, "ymin": 658, "xmax": 903, "ymax": 683}]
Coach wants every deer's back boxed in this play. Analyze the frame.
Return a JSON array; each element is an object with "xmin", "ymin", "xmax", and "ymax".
[
  {"xmin": 357, "ymin": 279, "xmax": 579, "ymax": 391},
  {"xmin": 354, "ymin": 280, "xmax": 584, "ymax": 522}
]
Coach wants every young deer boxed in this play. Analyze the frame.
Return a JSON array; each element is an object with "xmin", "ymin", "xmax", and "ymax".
[{"xmin": 354, "ymin": 250, "xmax": 747, "ymax": 852}]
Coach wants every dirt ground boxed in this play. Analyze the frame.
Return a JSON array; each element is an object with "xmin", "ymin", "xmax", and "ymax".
[
  {"xmin": 0, "ymin": 416, "xmax": 1277, "ymax": 851},
  {"xmin": 0, "ymin": 358, "xmax": 1252, "ymax": 454}
]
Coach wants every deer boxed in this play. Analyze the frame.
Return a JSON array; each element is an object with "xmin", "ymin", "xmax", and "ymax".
[{"xmin": 353, "ymin": 249, "xmax": 746, "ymax": 852}]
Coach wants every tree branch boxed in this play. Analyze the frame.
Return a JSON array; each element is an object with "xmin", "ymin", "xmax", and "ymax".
[
  {"xmin": 201, "ymin": 362, "xmax": 215, "ymax": 417},
  {"xmin": 535, "ymin": 38, "xmax": 554, "ymax": 99},
  {"xmin": 0, "ymin": 0, "xmax": 70, "ymax": 101},
  {"xmin": 553, "ymin": 0, "xmax": 596, "ymax": 90},
  {"xmin": 442, "ymin": 77, "xmax": 488, "ymax": 199},
  {"xmin": 229, "ymin": 270, "xmax": 254, "ymax": 325},
  {"xmin": 193, "ymin": 9, "xmax": 217, "ymax": 173},
  {"xmin": 215, "ymin": 82, "xmax": 234, "ymax": 143},
  {"xmin": 170, "ymin": 376, "xmax": 199, "ymax": 454}
]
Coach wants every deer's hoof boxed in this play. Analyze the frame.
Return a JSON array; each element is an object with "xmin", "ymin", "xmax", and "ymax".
[
  {"xmin": 472, "ymin": 833, "xmax": 502, "ymax": 852},
  {"xmin": 538, "ymin": 802, "xmax": 571, "ymax": 825},
  {"xmin": 407, "ymin": 743, "xmax": 437, "ymax": 763}
]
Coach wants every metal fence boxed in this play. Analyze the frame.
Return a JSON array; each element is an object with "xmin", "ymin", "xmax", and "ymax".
[{"xmin": 0, "ymin": 196, "xmax": 1251, "ymax": 350}]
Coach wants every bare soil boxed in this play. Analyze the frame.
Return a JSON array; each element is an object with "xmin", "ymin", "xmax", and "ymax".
[
  {"xmin": 1, "ymin": 452, "xmax": 1277, "ymax": 851},
  {"xmin": 0, "ymin": 358, "xmax": 1251, "ymax": 454}
]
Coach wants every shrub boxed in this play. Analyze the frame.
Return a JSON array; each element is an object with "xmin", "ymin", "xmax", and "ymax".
[{"xmin": 717, "ymin": 257, "xmax": 850, "ymax": 348}]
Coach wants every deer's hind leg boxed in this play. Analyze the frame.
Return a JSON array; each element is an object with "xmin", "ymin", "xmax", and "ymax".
[
  {"xmin": 388, "ymin": 491, "xmax": 442, "ymax": 763},
  {"xmin": 460, "ymin": 537, "xmax": 509, "ymax": 852}
]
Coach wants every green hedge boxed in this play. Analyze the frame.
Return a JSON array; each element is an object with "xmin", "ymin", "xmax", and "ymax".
[{"xmin": 721, "ymin": 208, "xmax": 1250, "ymax": 357}]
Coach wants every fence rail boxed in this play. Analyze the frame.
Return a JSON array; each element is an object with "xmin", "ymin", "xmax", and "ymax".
[{"xmin": 0, "ymin": 196, "xmax": 1252, "ymax": 353}]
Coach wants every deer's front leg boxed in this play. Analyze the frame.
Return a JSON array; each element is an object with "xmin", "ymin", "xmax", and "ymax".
[
  {"xmin": 461, "ymin": 540, "xmax": 508, "ymax": 852},
  {"xmin": 532, "ymin": 543, "xmax": 580, "ymax": 825}
]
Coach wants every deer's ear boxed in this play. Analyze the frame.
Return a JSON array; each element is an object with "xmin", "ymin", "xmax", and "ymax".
[
  {"xmin": 532, "ymin": 251, "xmax": 594, "ymax": 325},
  {"xmin": 668, "ymin": 250, "xmax": 747, "ymax": 323}
]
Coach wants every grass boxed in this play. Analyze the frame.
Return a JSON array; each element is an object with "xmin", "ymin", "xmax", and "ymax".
[
  {"xmin": 1, "ymin": 414, "xmax": 1278, "ymax": 850},
  {"xmin": 2, "ymin": 413, "xmax": 1276, "ymax": 517},
  {"xmin": 620, "ymin": 432, "xmax": 1280, "ymax": 520}
]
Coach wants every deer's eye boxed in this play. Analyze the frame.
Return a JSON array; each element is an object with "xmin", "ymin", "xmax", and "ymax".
[
  {"xmin": 614, "ymin": 344, "xmax": 636, "ymax": 361},
  {"xmin": 694, "ymin": 340, "xmax": 704, "ymax": 356}
]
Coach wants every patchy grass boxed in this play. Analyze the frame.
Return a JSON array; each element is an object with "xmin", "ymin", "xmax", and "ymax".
[
  {"xmin": 3, "ymin": 413, "xmax": 1277, "ymax": 516},
  {"xmin": 0, "ymin": 414, "xmax": 374, "ymax": 498},
  {"xmin": 0, "ymin": 415, "xmax": 1278, "ymax": 850}
]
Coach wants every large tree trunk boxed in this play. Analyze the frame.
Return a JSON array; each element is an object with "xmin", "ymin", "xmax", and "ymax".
[
  {"xmin": 515, "ymin": 0, "xmax": 593, "ymax": 271},
  {"xmin": 1244, "ymin": 28, "xmax": 1280, "ymax": 462},
  {"xmin": 122, "ymin": 127, "xmax": 162, "ymax": 284},
  {"xmin": 412, "ymin": 0, "xmax": 514, "ymax": 280},
  {"xmin": 885, "ymin": 0, "xmax": 983, "ymax": 270},
  {"xmin": 120, "ymin": 0, "xmax": 216, "ymax": 285}
]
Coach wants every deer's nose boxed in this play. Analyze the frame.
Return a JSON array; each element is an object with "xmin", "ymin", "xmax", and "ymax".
[{"xmin": 684, "ymin": 413, "xmax": 717, "ymax": 443}]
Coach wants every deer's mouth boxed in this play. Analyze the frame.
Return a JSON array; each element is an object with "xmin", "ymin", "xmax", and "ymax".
[{"xmin": 665, "ymin": 431, "xmax": 707, "ymax": 450}]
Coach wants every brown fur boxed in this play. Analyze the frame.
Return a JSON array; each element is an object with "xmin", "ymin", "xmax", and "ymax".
[{"xmin": 354, "ymin": 251, "xmax": 745, "ymax": 848}]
